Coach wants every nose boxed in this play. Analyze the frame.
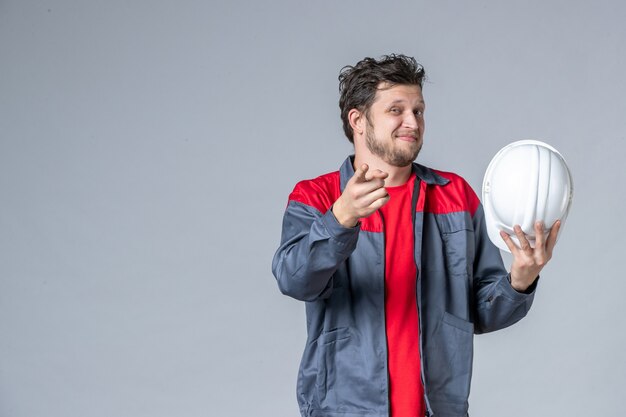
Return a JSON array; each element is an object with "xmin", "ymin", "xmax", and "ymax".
[{"xmin": 403, "ymin": 112, "xmax": 419, "ymax": 130}]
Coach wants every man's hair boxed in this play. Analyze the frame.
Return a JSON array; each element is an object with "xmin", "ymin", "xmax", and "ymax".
[{"xmin": 338, "ymin": 54, "xmax": 426, "ymax": 143}]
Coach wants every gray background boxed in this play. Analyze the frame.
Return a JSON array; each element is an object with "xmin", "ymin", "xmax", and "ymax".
[{"xmin": 1, "ymin": 1, "xmax": 624, "ymax": 416}]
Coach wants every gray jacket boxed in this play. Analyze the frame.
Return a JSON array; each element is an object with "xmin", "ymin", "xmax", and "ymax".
[{"xmin": 272, "ymin": 157, "xmax": 537, "ymax": 417}]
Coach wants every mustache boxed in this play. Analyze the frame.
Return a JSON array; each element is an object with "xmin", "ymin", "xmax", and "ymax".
[
  {"xmin": 394, "ymin": 131, "xmax": 420, "ymax": 138},
  {"xmin": 394, "ymin": 132, "xmax": 420, "ymax": 139}
]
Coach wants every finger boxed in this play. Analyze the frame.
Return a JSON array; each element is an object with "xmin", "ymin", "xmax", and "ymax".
[
  {"xmin": 367, "ymin": 193, "xmax": 391, "ymax": 211},
  {"xmin": 364, "ymin": 169, "xmax": 389, "ymax": 182},
  {"xmin": 359, "ymin": 187, "xmax": 390, "ymax": 207},
  {"xmin": 499, "ymin": 230, "xmax": 519, "ymax": 254},
  {"xmin": 353, "ymin": 164, "xmax": 369, "ymax": 183},
  {"xmin": 356, "ymin": 178, "xmax": 386, "ymax": 195},
  {"xmin": 545, "ymin": 219, "xmax": 561, "ymax": 253},
  {"xmin": 514, "ymin": 225, "xmax": 533, "ymax": 253},
  {"xmin": 534, "ymin": 221, "xmax": 546, "ymax": 251}
]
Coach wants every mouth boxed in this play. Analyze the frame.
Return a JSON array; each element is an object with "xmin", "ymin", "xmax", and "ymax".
[{"xmin": 395, "ymin": 134, "xmax": 419, "ymax": 143}]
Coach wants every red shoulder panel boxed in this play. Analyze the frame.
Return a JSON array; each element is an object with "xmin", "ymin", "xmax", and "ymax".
[
  {"xmin": 288, "ymin": 171, "xmax": 383, "ymax": 232},
  {"xmin": 359, "ymin": 212, "xmax": 383, "ymax": 233},
  {"xmin": 424, "ymin": 170, "xmax": 480, "ymax": 216},
  {"xmin": 288, "ymin": 171, "xmax": 341, "ymax": 214}
]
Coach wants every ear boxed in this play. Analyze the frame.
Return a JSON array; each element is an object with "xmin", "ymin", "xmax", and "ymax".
[{"xmin": 348, "ymin": 108, "xmax": 365, "ymax": 136}]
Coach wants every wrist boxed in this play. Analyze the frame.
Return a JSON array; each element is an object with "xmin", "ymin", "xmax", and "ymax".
[
  {"xmin": 510, "ymin": 279, "xmax": 528, "ymax": 292},
  {"xmin": 509, "ymin": 273, "xmax": 538, "ymax": 293},
  {"xmin": 332, "ymin": 199, "xmax": 358, "ymax": 228}
]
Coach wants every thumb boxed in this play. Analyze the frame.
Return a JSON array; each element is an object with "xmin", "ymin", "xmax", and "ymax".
[{"xmin": 353, "ymin": 163, "xmax": 369, "ymax": 183}]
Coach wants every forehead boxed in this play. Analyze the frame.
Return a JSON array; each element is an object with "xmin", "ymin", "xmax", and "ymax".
[{"xmin": 373, "ymin": 83, "xmax": 424, "ymax": 105}]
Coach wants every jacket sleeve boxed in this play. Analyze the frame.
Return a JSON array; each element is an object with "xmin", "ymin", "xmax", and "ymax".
[
  {"xmin": 271, "ymin": 200, "xmax": 360, "ymax": 302},
  {"xmin": 471, "ymin": 203, "xmax": 538, "ymax": 334}
]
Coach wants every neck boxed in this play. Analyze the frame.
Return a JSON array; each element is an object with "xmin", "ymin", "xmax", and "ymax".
[{"xmin": 353, "ymin": 154, "xmax": 413, "ymax": 187}]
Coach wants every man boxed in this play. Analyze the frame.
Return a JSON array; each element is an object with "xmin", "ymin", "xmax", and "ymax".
[{"xmin": 272, "ymin": 54, "xmax": 559, "ymax": 417}]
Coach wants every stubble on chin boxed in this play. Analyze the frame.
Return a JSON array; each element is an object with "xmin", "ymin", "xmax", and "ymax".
[{"xmin": 365, "ymin": 130, "xmax": 422, "ymax": 167}]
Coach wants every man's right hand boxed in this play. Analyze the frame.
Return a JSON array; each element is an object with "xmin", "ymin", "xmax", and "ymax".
[{"xmin": 332, "ymin": 164, "xmax": 390, "ymax": 228}]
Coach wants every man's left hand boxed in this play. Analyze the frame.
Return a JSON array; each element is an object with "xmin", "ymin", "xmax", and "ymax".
[{"xmin": 499, "ymin": 220, "xmax": 561, "ymax": 292}]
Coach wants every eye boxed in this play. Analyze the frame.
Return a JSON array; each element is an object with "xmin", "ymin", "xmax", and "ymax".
[
  {"xmin": 414, "ymin": 108, "xmax": 424, "ymax": 117},
  {"xmin": 389, "ymin": 107, "xmax": 402, "ymax": 114}
]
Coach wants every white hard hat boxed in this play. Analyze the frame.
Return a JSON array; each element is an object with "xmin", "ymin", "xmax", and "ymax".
[{"xmin": 482, "ymin": 140, "xmax": 573, "ymax": 253}]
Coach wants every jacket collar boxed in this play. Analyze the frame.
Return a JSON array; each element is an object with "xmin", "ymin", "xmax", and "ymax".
[{"xmin": 339, "ymin": 155, "xmax": 449, "ymax": 192}]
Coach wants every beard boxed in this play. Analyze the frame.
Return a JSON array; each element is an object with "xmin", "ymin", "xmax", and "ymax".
[{"xmin": 365, "ymin": 123, "xmax": 422, "ymax": 167}]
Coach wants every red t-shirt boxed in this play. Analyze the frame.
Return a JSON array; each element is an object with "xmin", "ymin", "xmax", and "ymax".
[{"xmin": 379, "ymin": 174, "xmax": 425, "ymax": 417}]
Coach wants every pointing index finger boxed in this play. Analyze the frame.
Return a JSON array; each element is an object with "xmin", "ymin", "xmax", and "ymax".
[{"xmin": 365, "ymin": 169, "xmax": 389, "ymax": 182}]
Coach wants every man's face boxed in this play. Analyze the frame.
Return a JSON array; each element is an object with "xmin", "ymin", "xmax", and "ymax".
[{"xmin": 362, "ymin": 83, "xmax": 425, "ymax": 167}]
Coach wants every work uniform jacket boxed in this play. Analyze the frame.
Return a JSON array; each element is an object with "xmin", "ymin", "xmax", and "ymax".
[{"xmin": 272, "ymin": 156, "xmax": 537, "ymax": 417}]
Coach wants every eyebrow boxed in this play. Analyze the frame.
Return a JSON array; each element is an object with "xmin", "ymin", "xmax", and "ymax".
[{"xmin": 388, "ymin": 99, "xmax": 425, "ymax": 105}]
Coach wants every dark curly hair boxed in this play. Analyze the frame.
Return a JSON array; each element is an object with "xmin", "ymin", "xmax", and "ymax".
[{"xmin": 338, "ymin": 54, "xmax": 426, "ymax": 143}]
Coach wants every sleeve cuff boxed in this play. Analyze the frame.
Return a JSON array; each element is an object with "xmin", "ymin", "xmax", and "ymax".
[
  {"xmin": 505, "ymin": 273, "xmax": 539, "ymax": 296},
  {"xmin": 320, "ymin": 208, "xmax": 360, "ymax": 242}
]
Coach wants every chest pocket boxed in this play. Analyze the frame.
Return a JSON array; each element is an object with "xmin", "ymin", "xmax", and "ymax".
[{"xmin": 434, "ymin": 212, "xmax": 475, "ymax": 277}]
